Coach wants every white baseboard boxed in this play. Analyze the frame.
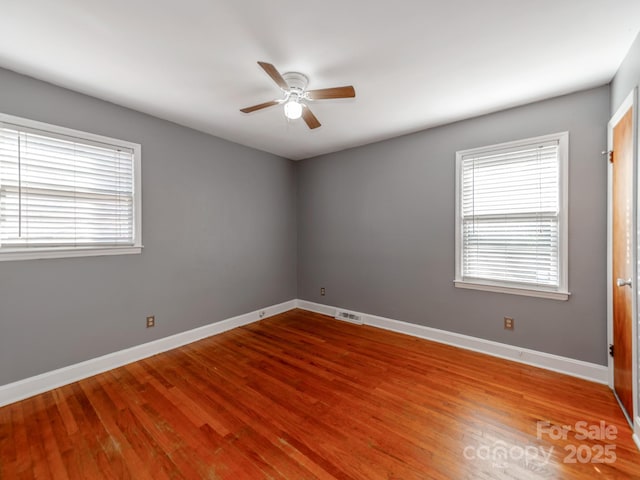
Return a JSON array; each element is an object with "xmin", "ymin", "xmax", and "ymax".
[
  {"xmin": 0, "ymin": 299, "xmax": 297, "ymax": 407},
  {"xmin": 0, "ymin": 298, "xmax": 609, "ymax": 408},
  {"xmin": 297, "ymin": 299, "xmax": 336, "ymax": 317},
  {"xmin": 296, "ymin": 299, "xmax": 608, "ymax": 384}
]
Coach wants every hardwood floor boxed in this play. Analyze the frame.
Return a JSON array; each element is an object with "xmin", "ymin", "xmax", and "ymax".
[{"xmin": 1, "ymin": 308, "xmax": 639, "ymax": 479}]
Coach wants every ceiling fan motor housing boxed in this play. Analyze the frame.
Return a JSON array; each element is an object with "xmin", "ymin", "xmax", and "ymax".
[
  {"xmin": 282, "ymin": 72, "xmax": 309, "ymax": 95},
  {"xmin": 241, "ymin": 62, "xmax": 355, "ymax": 129}
]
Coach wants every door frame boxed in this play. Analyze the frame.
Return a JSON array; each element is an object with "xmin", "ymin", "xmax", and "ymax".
[{"xmin": 607, "ymin": 88, "xmax": 639, "ymax": 441}]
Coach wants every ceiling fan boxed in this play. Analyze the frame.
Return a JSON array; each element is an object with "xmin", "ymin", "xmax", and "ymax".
[{"xmin": 240, "ymin": 61, "xmax": 356, "ymax": 129}]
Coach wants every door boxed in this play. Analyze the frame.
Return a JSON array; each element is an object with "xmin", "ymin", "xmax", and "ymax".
[{"xmin": 611, "ymin": 105, "xmax": 634, "ymax": 422}]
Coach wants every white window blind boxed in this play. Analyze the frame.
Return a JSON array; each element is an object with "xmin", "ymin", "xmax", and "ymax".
[
  {"xmin": 0, "ymin": 114, "xmax": 141, "ymax": 260},
  {"xmin": 455, "ymin": 133, "xmax": 568, "ymax": 299}
]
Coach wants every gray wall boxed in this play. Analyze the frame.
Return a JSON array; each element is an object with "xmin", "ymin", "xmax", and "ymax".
[
  {"xmin": 298, "ymin": 86, "xmax": 610, "ymax": 365},
  {"xmin": 0, "ymin": 68, "xmax": 297, "ymax": 385},
  {"xmin": 611, "ymin": 32, "xmax": 640, "ymax": 114},
  {"xmin": 1, "ymin": 56, "xmax": 623, "ymax": 385},
  {"xmin": 611, "ymin": 32, "xmax": 640, "ymax": 401}
]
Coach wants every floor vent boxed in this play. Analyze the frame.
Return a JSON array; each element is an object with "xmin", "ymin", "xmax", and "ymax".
[{"xmin": 335, "ymin": 309, "xmax": 364, "ymax": 325}]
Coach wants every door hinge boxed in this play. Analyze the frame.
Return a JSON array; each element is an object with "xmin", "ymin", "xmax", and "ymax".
[
  {"xmin": 609, "ymin": 344, "xmax": 614, "ymax": 357},
  {"xmin": 603, "ymin": 150, "xmax": 613, "ymax": 163}
]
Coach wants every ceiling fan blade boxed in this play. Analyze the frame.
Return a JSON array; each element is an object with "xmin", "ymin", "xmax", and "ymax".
[
  {"xmin": 240, "ymin": 100, "xmax": 280, "ymax": 114},
  {"xmin": 302, "ymin": 106, "xmax": 321, "ymax": 129},
  {"xmin": 306, "ymin": 86, "xmax": 356, "ymax": 100},
  {"xmin": 257, "ymin": 61, "xmax": 289, "ymax": 91}
]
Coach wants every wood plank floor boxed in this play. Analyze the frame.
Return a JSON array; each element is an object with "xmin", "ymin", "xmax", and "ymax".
[{"xmin": 1, "ymin": 309, "xmax": 639, "ymax": 479}]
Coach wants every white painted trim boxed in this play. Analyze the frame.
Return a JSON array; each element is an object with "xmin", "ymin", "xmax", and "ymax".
[
  {"xmin": 296, "ymin": 299, "xmax": 336, "ymax": 317},
  {"xmin": 0, "ymin": 299, "xmax": 296, "ymax": 407},
  {"xmin": 454, "ymin": 132, "xmax": 570, "ymax": 299},
  {"xmin": 0, "ymin": 245, "xmax": 143, "ymax": 262},
  {"xmin": 0, "ymin": 111, "xmax": 143, "ymax": 261},
  {"xmin": 454, "ymin": 281, "xmax": 570, "ymax": 301},
  {"xmin": 0, "ymin": 298, "xmax": 610, "ymax": 409},
  {"xmin": 606, "ymin": 89, "xmax": 639, "ymax": 429},
  {"xmin": 607, "ymin": 107, "xmax": 614, "ymax": 389},
  {"xmin": 297, "ymin": 300, "xmax": 608, "ymax": 384},
  {"xmin": 634, "ymin": 415, "xmax": 640, "ymax": 451}
]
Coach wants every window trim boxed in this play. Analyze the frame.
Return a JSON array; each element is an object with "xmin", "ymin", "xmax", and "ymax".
[
  {"xmin": 0, "ymin": 112, "xmax": 142, "ymax": 261},
  {"xmin": 454, "ymin": 132, "xmax": 569, "ymax": 300}
]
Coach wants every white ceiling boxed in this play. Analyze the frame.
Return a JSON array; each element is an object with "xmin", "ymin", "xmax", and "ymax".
[{"xmin": 2, "ymin": 1, "xmax": 640, "ymax": 160}]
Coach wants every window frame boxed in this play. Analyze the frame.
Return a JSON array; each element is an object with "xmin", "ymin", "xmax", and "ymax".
[
  {"xmin": 0, "ymin": 112, "xmax": 142, "ymax": 261},
  {"xmin": 454, "ymin": 132, "xmax": 569, "ymax": 301}
]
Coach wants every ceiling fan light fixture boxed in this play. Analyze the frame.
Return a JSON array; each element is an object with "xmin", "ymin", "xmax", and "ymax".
[
  {"xmin": 284, "ymin": 98, "xmax": 303, "ymax": 120},
  {"xmin": 240, "ymin": 62, "xmax": 355, "ymax": 130}
]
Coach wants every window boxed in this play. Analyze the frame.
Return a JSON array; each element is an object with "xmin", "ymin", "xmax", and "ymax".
[
  {"xmin": 454, "ymin": 132, "xmax": 569, "ymax": 300},
  {"xmin": 0, "ymin": 113, "xmax": 141, "ymax": 261}
]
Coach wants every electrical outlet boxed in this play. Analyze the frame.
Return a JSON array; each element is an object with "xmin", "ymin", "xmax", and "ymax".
[
  {"xmin": 320, "ymin": 287, "xmax": 325, "ymax": 296},
  {"xmin": 259, "ymin": 310, "xmax": 266, "ymax": 318},
  {"xmin": 504, "ymin": 316, "xmax": 514, "ymax": 330},
  {"xmin": 146, "ymin": 316, "xmax": 155, "ymax": 328}
]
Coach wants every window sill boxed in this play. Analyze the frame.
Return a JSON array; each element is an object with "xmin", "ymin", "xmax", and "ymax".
[
  {"xmin": 454, "ymin": 280, "xmax": 570, "ymax": 301},
  {"xmin": 0, "ymin": 246, "xmax": 143, "ymax": 262}
]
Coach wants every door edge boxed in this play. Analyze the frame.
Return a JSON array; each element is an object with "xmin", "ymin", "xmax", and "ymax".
[{"xmin": 607, "ymin": 88, "xmax": 639, "ymax": 438}]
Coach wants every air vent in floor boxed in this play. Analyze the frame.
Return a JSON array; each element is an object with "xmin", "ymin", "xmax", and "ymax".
[{"xmin": 335, "ymin": 309, "xmax": 364, "ymax": 325}]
